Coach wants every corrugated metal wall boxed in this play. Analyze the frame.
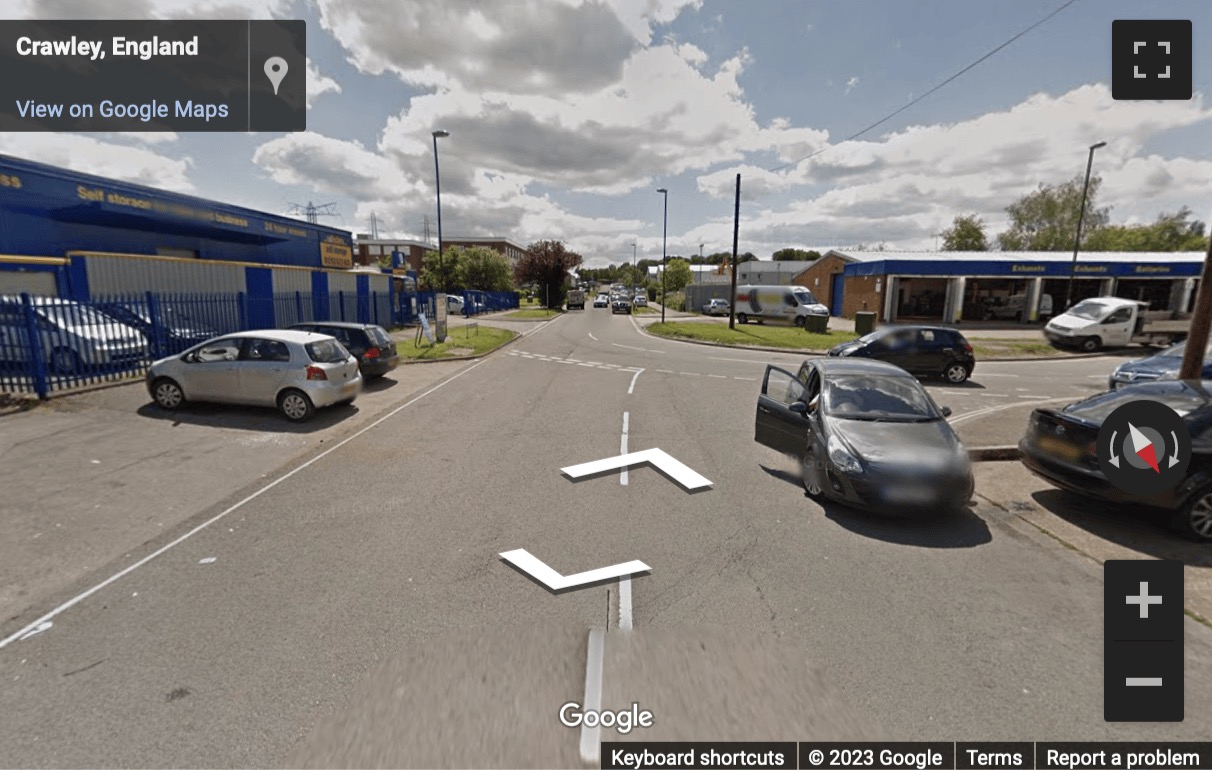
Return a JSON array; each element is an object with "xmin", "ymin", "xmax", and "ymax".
[
  {"xmin": 0, "ymin": 268, "xmax": 58, "ymax": 296},
  {"xmin": 83, "ymin": 254, "xmax": 245, "ymax": 294},
  {"xmin": 272, "ymin": 268, "xmax": 313, "ymax": 294}
]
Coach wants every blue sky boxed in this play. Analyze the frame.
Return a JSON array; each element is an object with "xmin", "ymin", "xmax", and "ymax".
[{"xmin": 4, "ymin": 0, "xmax": 1211, "ymax": 267}]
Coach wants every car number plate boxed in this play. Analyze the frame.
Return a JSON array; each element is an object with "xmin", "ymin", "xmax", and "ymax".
[
  {"xmin": 1037, "ymin": 434, "xmax": 1082, "ymax": 461},
  {"xmin": 884, "ymin": 485, "xmax": 934, "ymax": 504}
]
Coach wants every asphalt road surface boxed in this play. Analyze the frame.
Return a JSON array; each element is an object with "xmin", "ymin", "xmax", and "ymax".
[{"xmin": 1, "ymin": 310, "xmax": 1209, "ymax": 768}]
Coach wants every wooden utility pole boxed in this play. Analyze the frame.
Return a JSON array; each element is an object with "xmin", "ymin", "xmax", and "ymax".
[{"xmin": 1179, "ymin": 234, "xmax": 1212, "ymax": 379}]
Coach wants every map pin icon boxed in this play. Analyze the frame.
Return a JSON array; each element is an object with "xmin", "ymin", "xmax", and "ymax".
[{"xmin": 264, "ymin": 56, "xmax": 288, "ymax": 95}]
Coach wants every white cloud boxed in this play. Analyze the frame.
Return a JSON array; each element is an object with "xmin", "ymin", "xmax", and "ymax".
[
  {"xmin": 305, "ymin": 58, "xmax": 342, "ymax": 109},
  {"xmin": 844, "ymin": 76, "xmax": 859, "ymax": 95},
  {"xmin": 0, "ymin": 133, "xmax": 194, "ymax": 191}
]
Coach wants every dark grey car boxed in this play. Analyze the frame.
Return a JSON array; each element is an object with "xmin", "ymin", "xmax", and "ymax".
[{"xmin": 754, "ymin": 358, "xmax": 973, "ymax": 514}]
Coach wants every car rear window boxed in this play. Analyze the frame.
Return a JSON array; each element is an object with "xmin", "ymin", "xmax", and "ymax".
[
  {"xmin": 306, "ymin": 339, "xmax": 349, "ymax": 363},
  {"xmin": 367, "ymin": 326, "xmax": 392, "ymax": 346}
]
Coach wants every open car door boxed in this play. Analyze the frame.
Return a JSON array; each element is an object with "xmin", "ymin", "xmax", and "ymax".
[{"xmin": 755, "ymin": 365, "xmax": 808, "ymax": 457}]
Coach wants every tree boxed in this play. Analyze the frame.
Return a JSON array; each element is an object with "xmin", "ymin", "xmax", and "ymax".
[
  {"xmin": 456, "ymin": 246, "xmax": 515, "ymax": 291},
  {"xmin": 420, "ymin": 247, "xmax": 460, "ymax": 291},
  {"xmin": 940, "ymin": 214, "xmax": 989, "ymax": 251},
  {"xmin": 997, "ymin": 175, "xmax": 1110, "ymax": 251},
  {"xmin": 772, "ymin": 248, "xmax": 823, "ymax": 261},
  {"xmin": 662, "ymin": 258, "xmax": 693, "ymax": 294},
  {"xmin": 1084, "ymin": 207, "xmax": 1209, "ymax": 252},
  {"xmin": 515, "ymin": 240, "xmax": 583, "ymax": 309}
]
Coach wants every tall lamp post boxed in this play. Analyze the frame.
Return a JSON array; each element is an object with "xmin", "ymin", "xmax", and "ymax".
[
  {"xmin": 431, "ymin": 129, "xmax": 449, "ymax": 294},
  {"xmin": 657, "ymin": 188, "xmax": 668, "ymax": 323},
  {"xmin": 1064, "ymin": 140, "xmax": 1106, "ymax": 310},
  {"xmin": 633, "ymin": 241, "xmax": 637, "ymax": 290}
]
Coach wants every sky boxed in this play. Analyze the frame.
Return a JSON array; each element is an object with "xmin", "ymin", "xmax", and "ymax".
[{"xmin": 2, "ymin": 0, "xmax": 1211, "ymax": 268}]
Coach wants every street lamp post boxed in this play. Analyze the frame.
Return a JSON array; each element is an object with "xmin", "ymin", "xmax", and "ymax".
[
  {"xmin": 431, "ymin": 129, "xmax": 449, "ymax": 294},
  {"xmin": 698, "ymin": 243, "xmax": 703, "ymax": 286},
  {"xmin": 657, "ymin": 188, "xmax": 668, "ymax": 323},
  {"xmin": 1064, "ymin": 140, "xmax": 1106, "ymax": 310}
]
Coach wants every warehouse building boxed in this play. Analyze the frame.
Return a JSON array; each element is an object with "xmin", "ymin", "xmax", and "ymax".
[{"xmin": 793, "ymin": 250, "xmax": 1205, "ymax": 323}]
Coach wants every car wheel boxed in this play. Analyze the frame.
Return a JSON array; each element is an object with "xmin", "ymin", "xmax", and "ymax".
[
  {"xmin": 50, "ymin": 346, "xmax": 82, "ymax": 375},
  {"xmin": 737, "ymin": 313, "xmax": 748, "ymax": 324},
  {"xmin": 801, "ymin": 451, "xmax": 825, "ymax": 500},
  {"xmin": 152, "ymin": 377, "xmax": 185, "ymax": 410},
  {"xmin": 277, "ymin": 388, "xmax": 315, "ymax": 422},
  {"xmin": 794, "ymin": 316, "xmax": 806, "ymax": 328},
  {"xmin": 1079, "ymin": 336, "xmax": 1101, "ymax": 353},
  {"xmin": 944, "ymin": 362, "xmax": 970, "ymax": 384},
  {"xmin": 1177, "ymin": 485, "xmax": 1212, "ymax": 542}
]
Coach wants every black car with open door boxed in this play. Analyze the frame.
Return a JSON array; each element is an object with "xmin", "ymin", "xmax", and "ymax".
[{"xmin": 754, "ymin": 357, "xmax": 973, "ymax": 514}]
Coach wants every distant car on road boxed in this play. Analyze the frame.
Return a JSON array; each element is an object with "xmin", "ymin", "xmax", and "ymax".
[
  {"xmin": 446, "ymin": 295, "xmax": 465, "ymax": 314},
  {"xmin": 754, "ymin": 358, "xmax": 972, "ymax": 515},
  {"xmin": 633, "ymin": 294, "xmax": 648, "ymax": 307},
  {"xmin": 612, "ymin": 297, "xmax": 632, "ymax": 314},
  {"xmin": 288, "ymin": 321, "xmax": 399, "ymax": 379},
  {"xmin": 1019, "ymin": 380, "xmax": 1212, "ymax": 542},
  {"xmin": 702, "ymin": 298, "xmax": 730, "ymax": 316},
  {"xmin": 1107, "ymin": 339, "xmax": 1212, "ymax": 390},
  {"xmin": 567, "ymin": 289, "xmax": 586, "ymax": 310},
  {"xmin": 827, "ymin": 326, "xmax": 975, "ymax": 384},
  {"xmin": 146, "ymin": 330, "xmax": 362, "ymax": 422},
  {"xmin": 594, "ymin": 294, "xmax": 610, "ymax": 308}
]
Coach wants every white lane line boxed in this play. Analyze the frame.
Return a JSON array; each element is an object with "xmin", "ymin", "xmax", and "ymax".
[
  {"xmin": 681, "ymin": 372, "xmax": 701, "ymax": 376},
  {"xmin": 656, "ymin": 369, "xmax": 674, "ymax": 374},
  {"xmin": 0, "ymin": 358, "xmax": 491, "ymax": 651},
  {"xmin": 706, "ymin": 374, "xmax": 727, "ymax": 379},
  {"xmin": 620, "ymin": 411, "xmax": 629, "ymax": 486},
  {"xmin": 628, "ymin": 368, "xmax": 644, "ymax": 395},
  {"xmin": 734, "ymin": 376, "xmax": 757, "ymax": 381},
  {"xmin": 588, "ymin": 332, "xmax": 598, "ymax": 341},
  {"xmin": 612, "ymin": 343, "xmax": 650, "ymax": 352},
  {"xmin": 619, "ymin": 577, "xmax": 633, "ymax": 630},
  {"xmin": 578, "ymin": 362, "xmax": 596, "ymax": 367},
  {"xmin": 949, "ymin": 396, "xmax": 1074, "ymax": 425},
  {"xmin": 579, "ymin": 629, "xmax": 605, "ymax": 764},
  {"xmin": 709, "ymin": 355, "xmax": 799, "ymax": 363}
]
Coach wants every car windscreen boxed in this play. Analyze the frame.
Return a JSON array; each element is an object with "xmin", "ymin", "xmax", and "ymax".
[
  {"xmin": 1066, "ymin": 300, "xmax": 1111, "ymax": 320},
  {"xmin": 1065, "ymin": 383, "xmax": 1212, "ymax": 421},
  {"xmin": 367, "ymin": 326, "xmax": 393, "ymax": 347},
  {"xmin": 40, "ymin": 304, "xmax": 131, "ymax": 328},
  {"xmin": 306, "ymin": 338, "xmax": 349, "ymax": 363},
  {"xmin": 822, "ymin": 374, "xmax": 938, "ymax": 421},
  {"xmin": 1153, "ymin": 338, "xmax": 1212, "ymax": 360},
  {"xmin": 791, "ymin": 288, "xmax": 819, "ymax": 305}
]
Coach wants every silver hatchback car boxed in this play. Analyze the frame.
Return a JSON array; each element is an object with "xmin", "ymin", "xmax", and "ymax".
[{"xmin": 146, "ymin": 330, "xmax": 363, "ymax": 422}]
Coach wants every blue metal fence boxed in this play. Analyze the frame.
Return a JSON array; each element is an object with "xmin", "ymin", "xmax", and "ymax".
[{"xmin": 0, "ymin": 289, "xmax": 399, "ymax": 399}]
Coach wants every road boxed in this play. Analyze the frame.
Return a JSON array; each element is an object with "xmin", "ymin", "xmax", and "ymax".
[{"xmin": 0, "ymin": 309, "xmax": 1209, "ymax": 768}]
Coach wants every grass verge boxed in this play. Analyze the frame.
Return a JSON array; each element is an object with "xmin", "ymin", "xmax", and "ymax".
[
  {"xmin": 971, "ymin": 339, "xmax": 1068, "ymax": 358},
  {"xmin": 503, "ymin": 308, "xmax": 561, "ymax": 319},
  {"xmin": 397, "ymin": 325, "xmax": 517, "ymax": 361},
  {"xmin": 647, "ymin": 321, "xmax": 857, "ymax": 350}
]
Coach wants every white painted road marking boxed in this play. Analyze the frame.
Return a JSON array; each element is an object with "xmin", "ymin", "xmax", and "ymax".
[
  {"xmin": 580, "ymin": 629, "xmax": 605, "ymax": 764},
  {"xmin": 499, "ymin": 549, "xmax": 651, "ymax": 591},
  {"xmin": 628, "ymin": 368, "xmax": 644, "ymax": 395},
  {"xmin": 563, "ymin": 448, "xmax": 712, "ymax": 491},
  {"xmin": 949, "ymin": 396, "xmax": 1076, "ymax": 425},
  {"xmin": 0, "ymin": 357, "xmax": 497, "ymax": 651},
  {"xmin": 619, "ymin": 576, "xmax": 633, "ymax": 630},
  {"xmin": 588, "ymin": 332, "xmax": 598, "ymax": 341},
  {"xmin": 620, "ymin": 412, "xmax": 629, "ymax": 486}
]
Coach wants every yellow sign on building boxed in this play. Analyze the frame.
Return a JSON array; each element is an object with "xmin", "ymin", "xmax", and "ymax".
[{"xmin": 320, "ymin": 236, "xmax": 353, "ymax": 269}]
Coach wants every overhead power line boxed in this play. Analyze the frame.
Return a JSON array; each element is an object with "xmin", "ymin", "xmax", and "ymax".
[{"xmin": 768, "ymin": 0, "xmax": 1082, "ymax": 174}]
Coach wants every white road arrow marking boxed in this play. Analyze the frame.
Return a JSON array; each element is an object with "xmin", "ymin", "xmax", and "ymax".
[
  {"xmin": 499, "ymin": 549, "xmax": 650, "ymax": 590},
  {"xmin": 561, "ymin": 448, "xmax": 713, "ymax": 490}
]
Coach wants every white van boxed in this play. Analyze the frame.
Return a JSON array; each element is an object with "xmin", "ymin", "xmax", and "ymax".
[
  {"xmin": 1044, "ymin": 296, "xmax": 1190, "ymax": 352},
  {"xmin": 733, "ymin": 284, "xmax": 829, "ymax": 326}
]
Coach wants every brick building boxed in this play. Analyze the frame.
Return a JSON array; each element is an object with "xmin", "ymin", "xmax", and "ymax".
[
  {"xmin": 353, "ymin": 237, "xmax": 434, "ymax": 272},
  {"xmin": 441, "ymin": 237, "xmax": 531, "ymax": 270}
]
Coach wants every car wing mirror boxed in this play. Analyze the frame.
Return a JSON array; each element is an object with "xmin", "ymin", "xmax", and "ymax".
[
  {"xmin": 789, "ymin": 401, "xmax": 808, "ymax": 414},
  {"xmin": 941, "ymin": 406, "xmax": 952, "ymax": 418}
]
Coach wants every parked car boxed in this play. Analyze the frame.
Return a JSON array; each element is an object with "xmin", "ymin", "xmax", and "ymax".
[
  {"xmin": 146, "ymin": 330, "xmax": 362, "ymax": 422},
  {"xmin": 1019, "ymin": 380, "xmax": 1212, "ymax": 541},
  {"xmin": 446, "ymin": 295, "xmax": 465, "ymax": 314},
  {"xmin": 612, "ymin": 296, "xmax": 632, "ymax": 314},
  {"xmin": 754, "ymin": 358, "xmax": 972, "ymax": 514},
  {"xmin": 288, "ymin": 321, "xmax": 399, "ymax": 379},
  {"xmin": 702, "ymin": 298, "xmax": 730, "ymax": 316},
  {"xmin": 1107, "ymin": 339, "xmax": 1212, "ymax": 390},
  {"xmin": 633, "ymin": 294, "xmax": 648, "ymax": 307},
  {"xmin": 594, "ymin": 293, "xmax": 610, "ymax": 308},
  {"xmin": 0, "ymin": 295, "xmax": 148, "ymax": 375},
  {"xmin": 827, "ymin": 325, "xmax": 975, "ymax": 384},
  {"xmin": 97, "ymin": 301, "xmax": 220, "ymax": 355}
]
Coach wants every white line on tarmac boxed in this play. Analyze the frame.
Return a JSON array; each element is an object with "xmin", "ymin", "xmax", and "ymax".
[
  {"xmin": 949, "ymin": 396, "xmax": 1075, "ymax": 425},
  {"xmin": 612, "ymin": 343, "xmax": 650, "ymax": 352},
  {"xmin": 628, "ymin": 368, "xmax": 644, "ymax": 395},
  {"xmin": 619, "ymin": 577, "xmax": 633, "ymax": 630},
  {"xmin": 681, "ymin": 372, "xmax": 701, "ymax": 376},
  {"xmin": 734, "ymin": 376, "xmax": 757, "ymax": 381},
  {"xmin": 579, "ymin": 629, "xmax": 605, "ymax": 764},
  {"xmin": 620, "ymin": 411, "xmax": 630, "ymax": 486},
  {"xmin": 0, "ymin": 357, "xmax": 492, "ymax": 651},
  {"xmin": 707, "ymin": 374, "xmax": 727, "ymax": 379},
  {"xmin": 656, "ymin": 369, "xmax": 674, "ymax": 374},
  {"xmin": 588, "ymin": 332, "xmax": 598, "ymax": 341}
]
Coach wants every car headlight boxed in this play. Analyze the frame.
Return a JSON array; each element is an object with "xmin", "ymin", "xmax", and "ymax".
[
  {"xmin": 827, "ymin": 435, "xmax": 863, "ymax": 474},
  {"xmin": 1156, "ymin": 370, "xmax": 1179, "ymax": 381}
]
